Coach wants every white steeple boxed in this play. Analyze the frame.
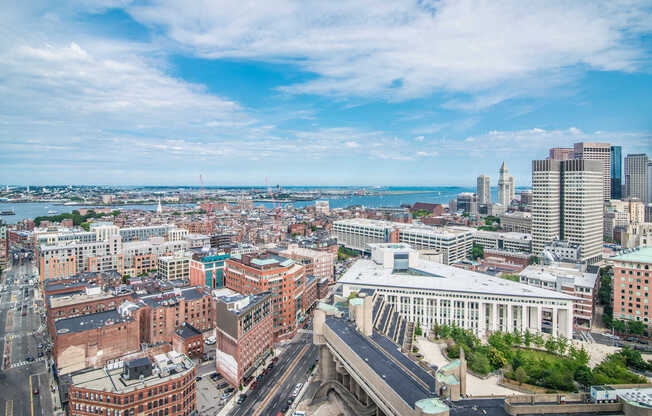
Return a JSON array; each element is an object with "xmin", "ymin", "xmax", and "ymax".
[{"xmin": 156, "ymin": 198, "xmax": 162, "ymax": 213}]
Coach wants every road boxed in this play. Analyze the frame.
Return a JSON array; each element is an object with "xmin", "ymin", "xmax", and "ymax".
[
  {"xmin": 0, "ymin": 259, "xmax": 52, "ymax": 416},
  {"xmin": 229, "ymin": 330, "xmax": 317, "ymax": 416}
]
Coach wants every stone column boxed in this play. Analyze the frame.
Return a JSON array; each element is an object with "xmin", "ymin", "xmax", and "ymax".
[
  {"xmin": 536, "ymin": 305, "xmax": 542, "ymax": 333},
  {"xmin": 492, "ymin": 302, "xmax": 498, "ymax": 332},
  {"xmin": 478, "ymin": 301, "xmax": 486, "ymax": 337},
  {"xmin": 464, "ymin": 300, "xmax": 469, "ymax": 329},
  {"xmin": 552, "ymin": 307, "xmax": 558, "ymax": 338},
  {"xmin": 520, "ymin": 305, "xmax": 527, "ymax": 333},
  {"xmin": 507, "ymin": 304, "xmax": 513, "ymax": 333},
  {"xmin": 435, "ymin": 298, "xmax": 440, "ymax": 327}
]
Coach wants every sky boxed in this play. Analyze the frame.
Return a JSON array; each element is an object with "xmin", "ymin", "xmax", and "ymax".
[{"xmin": 1, "ymin": 1, "xmax": 651, "ymax": 187}]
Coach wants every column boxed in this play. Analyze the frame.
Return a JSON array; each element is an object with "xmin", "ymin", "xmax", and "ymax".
[
  {"xmin": 478, "ymin": 301, "xmax": 486, "ymax": 337},
  {"xmin": 435, "ymin": 298, "xmax": 440, "ymax": 327},
  {"xmin": 506, "ymin": 304, "xmax": 513, "ymax": 333},
  {"xmin": 552, "ymin": 307, "xmax": 558, "ymax": 338},
  {"xmin": 536, "ymin": 305, "xmax": 542, "ymax": 333},
  {"xmin": 464, "ymin": 300, "xmax": 469, "ymax": 329},
  {"xmin": 520, "ymin": 305, "xmax": 527, "ymax": 333},
  {"xmin": 492, "ymin": 302, "xmax": 498, "ymax": 332},
  {"xmin": 567, "ymin": 305, "xmax": 573, "ymax": 339}
]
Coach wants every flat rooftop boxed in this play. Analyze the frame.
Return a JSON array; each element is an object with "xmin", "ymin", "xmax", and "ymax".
[
  {"xmin": 69, "ymin": 352, "xmax": 194, "ymax": 394},
  {"xmin": 520, "ymin": 264, "xmax": 598, "ymax": 289},
  {"xmin": 334, "ymin": 218, "xmax": 474, "ymax": 238},
  {"xmin": 138, "ymin": 287, "xmax": 207, "ymax": 308},
  {"xmin": 610, "ymin": 247, "xmax": 652, "ymax": 264},
  {"xmin": 340, "ymin": 259, "xmax": 577, "ymax": 301},
  {"xmin": 48, "ymin": 290, "xmax": 119, "ymax": 308},
  {"xmin": 55, "ymin": 309, "xmax": 133, "ymax": 335},
  {"xmin": 325, "ymin": 316, "xmax": 434, "ymax": 409}
]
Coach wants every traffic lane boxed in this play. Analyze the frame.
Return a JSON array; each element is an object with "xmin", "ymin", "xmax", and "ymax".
[
  {"xmin": 264, "ymin": 345, "xmax": 317, "ymax": 416},
  {"xmin": 229, "ymin": 342, "xmax": 306, "ymax": 416}
]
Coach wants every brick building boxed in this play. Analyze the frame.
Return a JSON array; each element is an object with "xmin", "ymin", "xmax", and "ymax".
[
  {"xmin": 138, "ymin": 287, "xmax": 214, "ymax": 345},
  {"xmin": 610, "ymin": 247, "xmax": 652, "ymax": 335},
  {"xmin": 65, "ymin": 351, "xmax": 197, "ymax": 416},
  {"xmin": 171, "ymin": 323, "xmax": 204, "ymax": 358},
  {"xmin": 224, "ymin": 253, "xmax": 307, "ymax": 341},
  {"xmin": 213, "ymin": 289, "xmax": 273, "ymax": 387},
  {"xmin": 189, "ymin": 252, "xmax": 229, "ymax": 288},
  {"xmin": 280, "ymin": 245, "xmax": 336, "ymax": 282}
]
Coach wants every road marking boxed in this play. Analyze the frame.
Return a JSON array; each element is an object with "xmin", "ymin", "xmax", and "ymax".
[
  {"xmin": 29, "ymin": 374, "xmax": 34, "ymax": 416},
  {"xmin": 253, "ymin": 344, "xmax": 309, "ymax": 416},
  {"xmin": 5, "ymin": 400, "xmax": 13, "ymax": 416}
]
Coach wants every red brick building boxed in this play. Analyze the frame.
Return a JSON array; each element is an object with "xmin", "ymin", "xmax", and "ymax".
[
  {"xmin": 53, "ymin": 308, "xmax": 141, "ymax": 375},
  {"xmin": 65, "ymin": 352, "xmax": 197, "ymax": 416},
  {"xmin": 172, "ymin": 323, "xmax": 204, "ymax": 358},
  {"xmin": 224, "ymin": 253, "xmax": 307, "ymax": 341},
  {"xmin": 213, "ymin": 289, "xmax": 273, "ymax": 387},
  {"xmin": 610, "ymin": 247, "xmax": 652, "ymax": 335},
  {"xmin": 138, "ymin": 287, "xmax": 214, "ymax": 345}
]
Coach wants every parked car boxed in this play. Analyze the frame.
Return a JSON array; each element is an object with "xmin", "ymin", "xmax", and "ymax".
[
  {"xmin": 236, "ymin": 394, "xmax": 247, "ymax": 405},
  {"xmin": 225, "ymin": 387, "xmax": 235, "ymax": 394},
  {"xmin": 32, "ymin": 388, "xmax": 39, "ymax": 395},
  {"xmin": 220, "ymin": 392, "xmax": 232, "ymax": 400},
  {"xmin": 250, "ymin": 381, "xmax": 257, "ymax": 390}
]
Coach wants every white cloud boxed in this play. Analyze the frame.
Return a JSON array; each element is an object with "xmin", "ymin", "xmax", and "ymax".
[
  {"xmin": 414, "ymin": 136, "xmax": 424, "ymax": 142},
  {"xmin": 111, "ymin": 0, "xmax": 652, "ymax": 107}
]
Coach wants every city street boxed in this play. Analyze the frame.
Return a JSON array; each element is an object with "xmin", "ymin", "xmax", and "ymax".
[{"xmin": 0, "ymin": 259, "xmax": 53, "ymax": 416}]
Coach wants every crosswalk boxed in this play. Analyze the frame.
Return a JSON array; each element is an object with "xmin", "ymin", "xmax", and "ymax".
[{"xmin": 7, "ymin": 356, "xmax": 47, "ymax": 369}]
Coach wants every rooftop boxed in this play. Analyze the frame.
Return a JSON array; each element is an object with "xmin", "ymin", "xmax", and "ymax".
[
  {"xmin": 69, "ymin": 351, "xmax": 194, "ymax": 394},
  {"xmin": 174, "ymin": 323, "xmax": 202, "ymax": 339},
  {"xmin": 138, "ymin": 287, "xmax": 207, "ymax": 308},
  {"xmin": 324, "ymin": 316, "xmax": 435, "ymax": 409},
  {"xmin": 55, "ymin": 309, "xmax": 133, "ymax": 335},
  {"xmin": 520, "ymin": 264, "xmax": 598, "ymax": 289},
  {"xmin": 340, "ymin": 259, "xmax": 577, "ymax": 301},
  {"xmin": 213, "ymin": 288, "xmax": 270, "ymax": 315},
  {"xmin": 334, "ymin": 218, "xmax": 474, "ymax": 238},
  {"xmin": 610, "ymin": 247, "xmax": 652, "ymax": 264}
]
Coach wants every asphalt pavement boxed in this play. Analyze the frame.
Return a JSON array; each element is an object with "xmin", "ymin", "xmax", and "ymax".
[{"xmin": 0, "ymin": 259, "xmax": 53, "ymax": 416}]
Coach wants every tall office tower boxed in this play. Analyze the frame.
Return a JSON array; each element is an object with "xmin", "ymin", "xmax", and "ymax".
[
  {"xmin": 532, "ymin": 159, "xmax": 603, "ymax": 263},
  {"xmin": 497, "ymin": 162, "xmax": 515, "ymax": 206},
  {"xmin": 625, "ymin": 153, "xmax": 650, "ymax": 203},
  {"xmin": 476, "ymin": 174, "xmax": 491, "ymax": 205},
  {"xmin": 610, "ymin": 146, "xmax": 622, "ymax": 199},
  {"xmin": 573, "ymin": 142, "xmax": 611, "ymax": 200},
  {"xmin": 648, "ymin": 160, "xmax": 652, "ymax": 204},
  {"xmin": 548, "ymin": 147, "xmax": 574, "ymax": 160}
]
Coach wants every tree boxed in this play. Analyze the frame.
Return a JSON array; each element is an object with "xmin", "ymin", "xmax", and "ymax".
[
  {"xmin": 627, "ymin": 321, "xmax": 645, "ymax": 335},
  {"xmin": 556, "ymin": 336, "xmax": 569, "ymax": 355},
  {"xmin": 523, "ymin": 330, "xmax": 532, "ymax": 348},
  {"xmin": 512, "ymin": 330, "xmax": 523, "ymax": 346},
  {"xmin": 574, "ymin": 365, "xmax": 593, "ymax": 387},
  {"xmin": 545, "ymin": 337, "xmax": 557, "ymax": 354},
  {"xmin": 347, "ymin": 291, "xmax": 358, "ymax": 300},
  {"xmin": 598, "ymin": 266, "xmax": 613, "ymax": 305},
  {"xmin": 470, "ymin": 352, "xmax": 492, "ymax": 375},
  {"xmin": 488, "ymin": 347, "xmax": 507, "ymax": 369},
  {"xmin": 533, "ymin": 332, "xmax": 544, "ymax": 348},
  {"xmin": 471, "ymin": 243, "xmax": 484, "ymax": 260},
  {"xmin": 514, "ymin": 367, "xmax": 528, "ymax": 385},
  {"xmin": 447, "ymin": 344, "xmax": 460, "ymax": 359},
  {"xmin": 613, "ymin": 320, "xmax": 627, "ymax": 334},
  {"xmin": 415, "ymin": 321, "xmax": 423, "ymax": 337},
  {"xmin": 528, "ymin": 256, "xmax": 540, "ymax": 265}
]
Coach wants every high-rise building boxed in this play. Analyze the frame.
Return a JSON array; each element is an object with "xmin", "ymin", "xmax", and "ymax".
[
  {"xmin": 611, "ymin": 146, "xmax": 623, "ymax": 199},
  {"xmin": 625, "ymin": 153, "xmax": 650, "ymax": 203},
  {"xmin": 532, "ymin": 159, "xmax": 603, "ymax": 263},
  {"xmin": 476, "ymin": 174, "xmax": 491, "ymax": 205},
  {"xmin": 573, "ymin": 142, "xmax": 611, "ymax": 200},
  {"xmin": 548, "ymin": 147, "xmax": 574, "ymax": 161},
  {"xmin": 498, "ymin": 162, "xmax": 515, "ymax": 206}
]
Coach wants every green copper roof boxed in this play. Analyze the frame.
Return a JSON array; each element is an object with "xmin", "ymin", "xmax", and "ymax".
[
  {"xmin": 349, "ymin": 298, "xmax": 364, "ymax": 306},
  {"xmin": 415, "ymin": 398, "xmax": 449, "ymax": 414},
  {"xmin": 611, "ymin": 247, "xmax": 652, "ymax": 263},
  {"xmin": 318, "ymin": 302, "xmax": 339, "ymax": 313},
  {"xmin": 436, "ymin": 372, "xmax": 459, "ymax": 385}
]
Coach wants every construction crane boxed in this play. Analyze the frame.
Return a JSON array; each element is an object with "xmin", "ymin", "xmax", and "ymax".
[{"xmin": 200, "ymin": 174, "xmax": 212, "ymax": 233}]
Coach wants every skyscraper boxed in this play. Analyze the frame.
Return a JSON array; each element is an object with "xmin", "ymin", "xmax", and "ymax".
[
  {"xmin": 610, "ymin": 145, "xmax": 622, "ymax": 200},
  {"xmin": 573, "ymin": 142, "xmax": 611, "ymax": 200},
  {"xmin": 532, "ymin": 159, "xmax": 603, "ymax": 263},
  {"xmin": 547, "ymin": 147, "xmax": 574, "ymax": 160},
  {"xmin": 476, "ymin": 174, "xmax": 491, "ymax": 205},
  {"xmin": 625, "ymin": 153, "xmax": 650, "ymax": 203},
  {"xmin": 497, "ymin": 162, "xmax": 514, "ymax": 206}
]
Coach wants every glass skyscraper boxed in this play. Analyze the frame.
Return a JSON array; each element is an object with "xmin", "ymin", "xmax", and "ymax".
[{"xmin": 611, "ymin": 145, "xmax": 622, "ymax": 199}]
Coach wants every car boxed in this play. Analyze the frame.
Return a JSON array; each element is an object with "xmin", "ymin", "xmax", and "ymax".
[
  {"xmin": 225, "ymin": 387, "xmax": 235, "ymax": 394},
  {"xmin": 625, "ymin": 336, "xmax": 638, "ymax": 342},
  {"xmin": 220, "ymin": 392, "xmax": 232, "ymax": 400},
  {"xmin": 281, "ymin": 404, "xmax": 289, "ymax": 413},
  {"xmin": 272, "ymin": 357, "xmax": 279, "ymax": 364},
  {"xmin": 37, "ymin": 344, "xmax": 43, "ymax": 349},
  {"xmin": 25, "ymin": 356, "xmax": 34, "ymax": 362},
  {"xmin": 196, "ymin": 376, "xmax": 202, "ymax": 381},
  {"xmin": 639, "ymin": 339, "xmax": 649, "ymax": 345},
  {"xmin": 210, "ymin": 373, "xmax": 221, "ymax": 381},
  {"xmin": 32, "ymin": 388, "xmax": 39, "ymax": 395},
  {"xmin": 236, "ymin": 394, "xmax": 247, "ymax": 405},
  {"xmin": 250, "ymin": 381, "xmax": 257, "ymax": 390},
  {"xmin": 287, "ymin": 398, "xmax": 294, "ymax": 405},
  {"xmin": 37, "ymin": 351, "xmax": 44, "ymax": 358}
]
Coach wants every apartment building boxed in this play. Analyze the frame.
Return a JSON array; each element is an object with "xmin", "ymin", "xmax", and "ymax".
[
  {"xmin": 573, "ymin": 142, "xmax": 612, "ymax": 200},
  {"xmin": 499, "ymin": 211, "xmax": 532, "ymax": 234},
  {"xmin": 519, "ymin": 264, "xmax": 599, "ymax": 327},
  {"xmin": 65, "ymin": 352, "xmax": 197, "ymax": 416},
  {"xmin": 39, "ymin": 235, "xmax": 124, "ymax": 281},
  {"xmin": 280, "ymin": 244, "xmax": 336, "ymax": 282},
  {"xmin": 332, "ymin": 219, "xmax": 474, "ymax": 264},
  {"xmin": 213, "ymin": 288, "xmax": 273, "ymax": 387},
  {"xmin": 532, "ymin": 159, "xmax": 603, "ymax": 263},
  {"xmin": 472, "ymin": 230, "xmax": 532, "ymax": 253},
  {"xmin": 224, "ymin": 253, "xmax": 308, "ymax": 341},
  {"xmin": 158, "ymin": 253, "xmax": 191, "ymax": 281},
  {"xmin": 122, "ymin": 238, "xmax": 190, "ymax": 277},
  {"xmin": 610, "ymin": 247, "xmax": 652, "ymax": 335}
]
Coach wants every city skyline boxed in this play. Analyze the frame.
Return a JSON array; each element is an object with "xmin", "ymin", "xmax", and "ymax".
[{"xmin": 1, "ymin": 1, "xmax": 651, "ymax": 186}]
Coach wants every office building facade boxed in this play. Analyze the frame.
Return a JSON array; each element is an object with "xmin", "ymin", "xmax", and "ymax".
[
  {"xmin": 532, "ymin": 159, "xmax": 603, "ymax": 263},
  {"xmin": 476, "ymin": 174, "xmax": 491, "ymax": 205},
  {"xmin": 625, "ymin": 153, "xmax": 650, "ymax": 203},
  {"xmin": 498, "ymin": 162, "xmax": 515, "ymax": 206},
  {"xmin": 573, "ymin": 142, "xmax": 612, "ymax": 200},
  {"xmin": 611, "ymin": 145, "xmax": 623, "ymax": 199},
  {"xmin": 610, "ymin": 247, "xmax": 652, "ymax": 335}
]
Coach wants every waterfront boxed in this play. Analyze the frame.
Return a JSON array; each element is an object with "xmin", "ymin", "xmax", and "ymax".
[{"xmin": 0, "ymin": 186, "xmax": 506, "ymax": 224}]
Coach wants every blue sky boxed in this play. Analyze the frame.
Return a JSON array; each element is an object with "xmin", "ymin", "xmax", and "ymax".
[{"xmin": 1, "ymin": 1, "xmax": 651, "ymax": 187}]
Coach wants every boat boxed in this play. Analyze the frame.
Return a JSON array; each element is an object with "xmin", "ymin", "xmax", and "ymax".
[
  {"xmin": 47, "ymin": 210, "xmax": 57, "ymax": 214},
  {"xmin": 0, "ymin": 209, "xmax": 15, "ymax": 215}
]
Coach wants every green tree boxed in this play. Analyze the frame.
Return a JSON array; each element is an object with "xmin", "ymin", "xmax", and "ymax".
[
  {"xmin": 512, "ymin": 331, "xmax": 523, "ymax": 346},
  {"xmin": 627, "ymin": 321, "xmax": 645, "ymax": 335},
  {"xmin": 470, "ymin": 351, "xmax": 492, "ymax": 375},
  {"xmin": 523, "ymin": 330, "xmax": 532, "ymax": 348},
  {"xmin": 514, "ymin": 366, "xmax": 528, "ymax": 385},
  {"xmin": 415, "ymin": 321, "xmax": 423, "ymax": 336},
  {"xmin": 447, "ymin": 344, "xmax": 460, "ymax": 359},
  {"xmin": 347, "ymin": 291, "xmax": 358, "ymax": 300},
  {"xmin": 613, "ymin": 320, "xmax": 627, "ymax": 334},
  {"xmin": 533, "ymin": 332, "xmax": 544, "ymax": 348},
  {"xmin": 545, "ymin": 337, "xmax": 557, "ymax": 354},
  {"xmin": 556, "ymin": 336, "xmax": 569, "ymax": 355},
  {"xmin": 488, "ymin": 347, "xmax": 507, "ymax": 369},
  {"xmin": 471, "ymin": 243, "xmax": 484, "ymax": 260},
  {"xmin": 528, "ymin": 256, "xmax": 540, "ymax": 265},
  {"xmin": 574, "ymin": 365, "xmax": 593, "ymax": 387}
]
